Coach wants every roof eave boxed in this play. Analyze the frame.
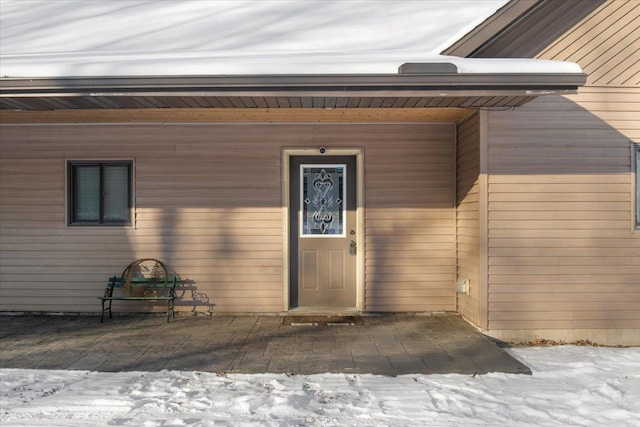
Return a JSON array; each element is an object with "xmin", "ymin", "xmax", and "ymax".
[{"xmin": 0, "ymin": 73, "xmax": 588, "ymax": 97}]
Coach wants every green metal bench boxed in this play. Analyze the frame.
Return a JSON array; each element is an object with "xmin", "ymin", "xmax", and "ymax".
[{"xmin": 99, "ymin": 259, "xmax": 178, "ymax": 323}]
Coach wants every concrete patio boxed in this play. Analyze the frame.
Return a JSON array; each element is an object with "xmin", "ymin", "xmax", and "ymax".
[{"xmin": 0, "ymin": 314, "xmax": 530, "ymax": 376}]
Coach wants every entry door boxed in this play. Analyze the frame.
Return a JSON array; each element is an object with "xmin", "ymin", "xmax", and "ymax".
[{"xmin": 290, "ymin": 156, "xmax": 357, "ymax": 309}]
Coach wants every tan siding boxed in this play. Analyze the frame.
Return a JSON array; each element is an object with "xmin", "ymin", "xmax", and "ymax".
[
  {"xmin": 486, "ymin": 86, "xmax": 640, "ymax": 330},
  {"xmin": 455, "ymin": 113, "xmax": 481, "ymax": 323},
  {"xmin": 537, "ymin": 1, "xmax": 640, "ymax": 87},
  {"xmin": 354, "ymin": 125, "xmax": 456, "ymax": 312},
  {"xmin": 486, "ymin": 1, "xmax": 640, "ymax": 335},
  {"xmin": 0, "ymin": 123, "xmax": 456, "ymax": 314},
  {"xmin": 309, "ymin": 125, "xmax": 456, "ymax": 312}
]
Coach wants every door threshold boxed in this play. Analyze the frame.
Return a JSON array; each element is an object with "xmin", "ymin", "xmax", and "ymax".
[
  {"xmin": 287, "ymin": 307, "xmax": 359, "ymax": 316},
  {"xmin": 282, "ymin": 314, "xmax": 363, "ymax": 326}
]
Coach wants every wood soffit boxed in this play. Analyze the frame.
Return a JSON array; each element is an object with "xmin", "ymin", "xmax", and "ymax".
[{"xmin": 0, "ymin": 108, "xmax": 474, "ymax": 124}]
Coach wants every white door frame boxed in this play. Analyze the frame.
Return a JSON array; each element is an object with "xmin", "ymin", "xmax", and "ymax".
[{"xmin": 282, "ymin": 147, "xmax": 365, "ymax": 312}]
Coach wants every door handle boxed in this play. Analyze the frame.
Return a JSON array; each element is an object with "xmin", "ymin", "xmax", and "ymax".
[{"xmin": 349, "ymin": 240, "xmax": 357, "ymax": 255}]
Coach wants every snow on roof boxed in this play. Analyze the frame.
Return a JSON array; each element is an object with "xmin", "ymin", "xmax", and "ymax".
[{"xmin": 0, "ymin": 0, "xmax": 581, "ymax": 78}]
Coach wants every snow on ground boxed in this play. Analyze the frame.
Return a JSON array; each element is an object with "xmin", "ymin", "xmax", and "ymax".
[{"xmin": 1, "ymin": 346, "xmax": 639, "ymax": 426}]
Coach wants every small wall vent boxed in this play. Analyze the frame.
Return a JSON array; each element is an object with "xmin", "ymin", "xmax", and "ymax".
[{"xmin": 456, "ymin": 279, "xmax": 470, "ymax": 295}]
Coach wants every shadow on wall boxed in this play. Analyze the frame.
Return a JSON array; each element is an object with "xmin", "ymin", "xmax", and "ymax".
[
  {"xmin": 161, "ymin": 262, "xmax": 215, "ymax": 315},
  {"xmin": 479, "ymin": 92, "xmax": 639, "ymax": 332},
  {"xmin": 174, "ymin": 278, "xmax": 215, "ymax": 315}
]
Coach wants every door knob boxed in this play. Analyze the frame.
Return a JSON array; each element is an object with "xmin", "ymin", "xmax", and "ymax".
[{"xmin": 349, "ymin": 240, "xmax": 357, "ymax": 255}]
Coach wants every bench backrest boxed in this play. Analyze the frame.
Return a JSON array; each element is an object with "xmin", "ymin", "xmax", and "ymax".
[{"xmin": 108, "ymin": 276, "xmax": 179, "ymax": 289}]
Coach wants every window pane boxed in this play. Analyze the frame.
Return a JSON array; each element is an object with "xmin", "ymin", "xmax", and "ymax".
[
  {"xmin": 103, "ymin": 165, "xmax": 130, "ymax": 222},
  {"xmin": 74, "ymin": 166, "xmax": 100, "ymax": 222},
  {"xmin": 301, "ymin": 165, "xmax": 345, "ymax": 236}
]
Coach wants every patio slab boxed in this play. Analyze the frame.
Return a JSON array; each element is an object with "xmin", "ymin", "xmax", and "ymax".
[{"xmin": 0, "ymin": 314, "xmax": 531, "ymax": 376}]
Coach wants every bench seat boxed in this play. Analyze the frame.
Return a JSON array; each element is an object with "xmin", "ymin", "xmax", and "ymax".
[{"xmin": 99, "ymin": 276, "xmax": 178, "ymax": 322}]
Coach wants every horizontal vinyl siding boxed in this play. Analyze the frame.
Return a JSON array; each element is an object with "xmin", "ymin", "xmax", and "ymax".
[
  {"xmin": 0, "ymin": 124, "xmax": 290, "ymax": 314},
  {"xmin": 486, "ymin": 88, "xmax": 640, "ymax": 330},
  {"xmin": 0, "ymin": 123, "xmax": 456, "ymax": 314},
  {"xmin": 536, "ymin": 0, "xmax": 640, "ymax": 87},
  {"xmin": 455, "ymin": 112, "xmax": 481, "ymax": 324},
  {"xmin": 311, "ymin": 125, "xmax": 457, "ymax": 312}
]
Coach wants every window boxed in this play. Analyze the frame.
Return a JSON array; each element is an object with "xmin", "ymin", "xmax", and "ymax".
[
  {"xmin": 636, "ymin": 145, "xmax": 640, "ymax": 230},
  {"xmin": 68, "ymin": 161, "xmax": 132, "ymax": 225}
]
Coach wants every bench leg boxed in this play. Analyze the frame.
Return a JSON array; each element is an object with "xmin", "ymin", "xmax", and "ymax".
[
  {"xmin": 167, "ymin": 298, "xmax": 176, "ymax": 323},
  {"xmin": 101, "ymin": 299, "xmax": 113, "ymax": 322}
]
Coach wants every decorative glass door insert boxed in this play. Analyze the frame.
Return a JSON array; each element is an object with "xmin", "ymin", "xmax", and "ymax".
[{"xmin": 300, "ymin": 164, "xmax": 346, "ymax": 237}]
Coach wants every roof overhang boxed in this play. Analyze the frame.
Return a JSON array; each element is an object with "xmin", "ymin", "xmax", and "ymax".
[
  {"xmin": 0, "ymin": 57, "xmax": 587, "ymax": 111},
  {"xmin": 0, "ymin": 69, "xmax": 587, "ymax": 111}
]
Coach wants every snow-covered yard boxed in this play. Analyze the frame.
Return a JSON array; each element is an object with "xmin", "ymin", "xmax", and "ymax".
[{"xmin": 1, "ymin": 346, "xmax": 639, "ymax": 426}]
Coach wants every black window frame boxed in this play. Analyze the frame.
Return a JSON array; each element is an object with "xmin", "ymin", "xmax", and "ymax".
[{"xmin": 67, "ymin": 160, "xmax": 133, "ymax": 226}]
